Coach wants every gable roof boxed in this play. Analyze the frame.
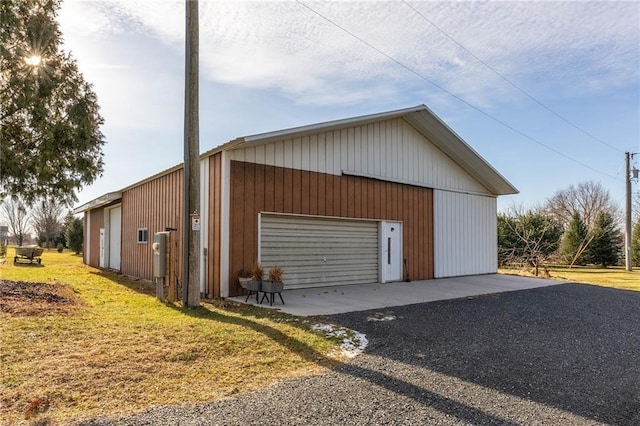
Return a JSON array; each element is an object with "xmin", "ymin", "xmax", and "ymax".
[
  {"xmin": 229, "ymin": 104, "xmax": 518, "ymax": 196},
  {"xmin": 76, "ymin": 105, "xmax": 517, "ymax": 213},
  {"xmin": 72, "ymin": 191, "xmax": 122, "ymax": 214}
]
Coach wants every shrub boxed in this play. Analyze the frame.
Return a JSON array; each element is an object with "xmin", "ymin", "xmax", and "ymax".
[
  {"xmin": 56, "ymin": 243, "xmax": 64, "ymax": 253},
  {"xmin": 586, "ymin": 211, "xmax": 621, "ymax": 267},
  {"xmin": 238, "ymin": 267, "xmax": 252, "ymax": 278},
  {"xmin": 65, "ymin": 217, "xmax": 83, "ymax": 254},
  {"xmin": 251, "ymin": 263, "xmax": 264, "ymax": 281},
  {"xmin": 268, "ymin": 265, "xmax": 284, "ymax": 283},
  {"xmin": 631, "ymin": 220, "xmax": 640, "ymax": 267}
]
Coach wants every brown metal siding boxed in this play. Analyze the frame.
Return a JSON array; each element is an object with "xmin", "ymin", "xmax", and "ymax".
[
  {"xmin": 121, "ymin": 169, "xmax": 184, "ymax": 283},
  {"xmin": 207, "ymin": 153, "xmax": 222, "ymax": 297},
  {"xmin": 87, "ymin": 208, "xmax": 104, "ymax": 267},
  {"xmin": 229, "ymin": 160, "xmax": 434, "ymax": 296}
]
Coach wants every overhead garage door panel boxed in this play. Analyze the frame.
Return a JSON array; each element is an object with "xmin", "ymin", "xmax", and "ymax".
[
  {"xmin": 260, "ymin": 215, "xmax": 379, "ymax": 289},
  {"xmin": 108, "ymin": 206, "xmax": 121, "ymax": 270}
]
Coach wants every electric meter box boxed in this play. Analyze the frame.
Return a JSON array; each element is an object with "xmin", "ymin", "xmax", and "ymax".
[{"xmin": 152, "ymin": 232, "xmax": 168, "ymax": 277}]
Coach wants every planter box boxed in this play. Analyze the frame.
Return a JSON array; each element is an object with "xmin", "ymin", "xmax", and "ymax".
[
  {"xmin": 261, "ymin": 281, "xmax": 283, "ymax": 293},
  {"xmin": 260, "ymin": 281, "xmax": 285, "ymax": 306},
  {"xmin": 238, "ymin": 277, "xmax": 252, "ymax": 289},
  {"xmin": 245, "ymin": 280, "xmax": 262, "ymax": 292}
]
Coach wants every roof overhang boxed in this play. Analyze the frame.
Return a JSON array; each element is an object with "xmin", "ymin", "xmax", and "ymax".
[
  {"xmin": 236, "ymin": 105, "xmax": 518, "ymax": 196},
  {"xmin": 243, "ymin": 105, "xmax": 425, "ymax": 145},
  {"xmin": 403, "ymin": 106, "xmax": 518, "ymax": 196},
  {"xmin": 72, "ymin": 191, "xmax": 122, "ymax": 214}
]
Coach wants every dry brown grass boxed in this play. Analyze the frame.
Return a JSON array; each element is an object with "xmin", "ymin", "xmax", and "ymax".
[
  {"xmin": 0, "ymin": 280, "xmax": 82, "ymax": 316},
  {"xmin": 0, "ymin": 251, "xmax": 344, "ymax": 425}
]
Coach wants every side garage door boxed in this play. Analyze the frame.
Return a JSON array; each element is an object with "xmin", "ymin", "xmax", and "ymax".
[
  {"xmin": 260, "ymin": 214, "xmax": 379, "ymax": 289},
  {"xmin": 108, "ymin": 206, "xmax": 121, "ymax": 270}
]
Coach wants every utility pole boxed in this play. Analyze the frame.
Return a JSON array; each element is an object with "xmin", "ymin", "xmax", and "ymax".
[
  {"xmin": 624, "ymin": 152, "xmax": 633, "ymax": 271},
  {"xmin": 182, "ymin": 0, "xmax": 200, "ymax": 306}
]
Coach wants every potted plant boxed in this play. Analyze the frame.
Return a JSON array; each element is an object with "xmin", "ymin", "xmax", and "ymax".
[
  {"xmin": 243, "ymin": 263, "xmax": 263, "ymax": 303},
  {"xmin": 261, "ymin": 265, "xmax": 285, "ymax": 306},
  {"xmin": 247, "ymin": 262, "xmax": 264, "ymax": 291},
  {"xmin": 263, "ymin": 265, "xmax": 284, "ymax": 293},
  {"xmin": 237, "ymin": 267, "xmax": 252, "ymax": 290}
]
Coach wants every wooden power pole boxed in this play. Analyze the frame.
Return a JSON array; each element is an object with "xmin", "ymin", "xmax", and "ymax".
[{"xmin": 183, "ymin": 0, "xmax": 200, "ymax": 306}]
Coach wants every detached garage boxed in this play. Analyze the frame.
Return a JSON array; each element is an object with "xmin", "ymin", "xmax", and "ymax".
[{"xmin": 74, "ymin": 104, "xmax": 517, "ymax": 299}]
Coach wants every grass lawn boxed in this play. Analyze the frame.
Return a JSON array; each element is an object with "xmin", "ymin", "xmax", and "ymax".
[
  {"xmin": 0, "ymin": 250, "xmax": 347, "ymax": 425},
  {"xmin": 500, "ymin": 265, "xmax": 640, "ymax": 292}
]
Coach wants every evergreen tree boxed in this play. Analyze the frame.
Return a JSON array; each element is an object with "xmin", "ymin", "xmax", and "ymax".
[
  {"xmin": 586, "ymin": 211, "xmax": 621, "ymax": 267},
  {"xmin": 632, "ymin": 220, "xmax": 640, "ymax": 267},
  {"xmin": 65, "ymin": 216, "xmax": 83, "ymax": 254},
  {"xmin": 1, "ymin": 0, "xmax": 105, "ymax": 204},
  {"xmin": 497, "ymin": 209, "xmax": 563, "ymax": 272},
  {"xmin": 561, "ymin": 212, "xmax": 589, "ymax": 265}
]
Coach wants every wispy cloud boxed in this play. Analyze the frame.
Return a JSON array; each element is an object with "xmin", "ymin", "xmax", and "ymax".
[{"xmin": 59, "ymin": 0, "xmax": 639, "ymax": 108}]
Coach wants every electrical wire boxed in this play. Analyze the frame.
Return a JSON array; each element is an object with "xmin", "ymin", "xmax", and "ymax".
[
  {"xmin": 295, "ymin": 0, "xmax": 620, "ymax": 180},
  {"xmin": 402, "ymin": 0, "xmax": 624, "ymax": 154}
]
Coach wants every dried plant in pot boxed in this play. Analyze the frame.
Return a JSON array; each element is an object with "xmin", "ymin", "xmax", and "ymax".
[
  {"xmin": 263, "ymin": 265, "xmax": 284, "ymax": 293},
  {"xmin": 246, "ymin": 263, "xmax": 263, "ymax": 292},
  {"xmin": 238, "ymin": 267, "xmax": 252, "ymax": 290}
]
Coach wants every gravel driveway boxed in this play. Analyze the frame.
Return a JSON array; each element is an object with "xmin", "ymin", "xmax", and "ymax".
[{"xmin": 81, "ymin": 283, "xmax": 640, "ymax": 425}]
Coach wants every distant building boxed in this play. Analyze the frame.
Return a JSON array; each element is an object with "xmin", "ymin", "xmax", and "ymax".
[{"xmin": 0, "ymin": 225, "xmax": 8, "ymax": 246}]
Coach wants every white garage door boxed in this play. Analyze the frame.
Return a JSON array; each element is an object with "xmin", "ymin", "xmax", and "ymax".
[
  {"xmin": 108, "ymin": 206, "xmax": 121, "ymax": 270},
  {"xmin": 260, "ymin": 214, "xmax": 379, "ymax": 289}
]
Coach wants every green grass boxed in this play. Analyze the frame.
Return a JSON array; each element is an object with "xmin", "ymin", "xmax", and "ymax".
[
  {"xmin": 500, "ymin": 264, "xmax": 640, "ymax": 291},
  {"xmin": 546, "ymin": 265, "xmax": 640, "ymax": 291},
  {"xmin": 0, "ymin": 250, "xmax": 343, "ymax": 425}
]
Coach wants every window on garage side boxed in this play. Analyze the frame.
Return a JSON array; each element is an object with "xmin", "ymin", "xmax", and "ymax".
[{"xmin": 137, "ymin": 228, "xmax": 148, "ymax": 244}]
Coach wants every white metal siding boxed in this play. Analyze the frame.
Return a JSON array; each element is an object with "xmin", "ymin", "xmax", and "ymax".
[
  {"xmin": 108, "ymin": 206, "xmax": 122, "ymax": 270},
  {"xmin": 260, "ymin": 214, "xmax": 379, "ymax": 289},
  {"xmin": 434, "ymin": 190, "xmax": 497, "ymax": 278},
  {"xmin": 230, "ymin": 118, "xmax": 490, "ymax": 195},
  {"xmin": 85, "ymin": 213, "xmax": 91, "ymax": 265},
  {"xmin": 199, "ymin": 158, "xmax": 209, "ymax": 294}
]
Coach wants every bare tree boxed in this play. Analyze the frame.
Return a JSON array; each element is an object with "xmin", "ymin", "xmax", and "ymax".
[
  {"xmin": 1, "ymin": 197, "xmax": 31, "ymax": 246},
  {"xmin": 543, "ymin": 181, "xmax": 620, "ymax": 231},
  {"xmin": 31, "ymin": 199, "xmax": 65, "ymax": 249},
  {"xmin": 498, "ymin": 206, "xmax": 563, "ymax": 276}
]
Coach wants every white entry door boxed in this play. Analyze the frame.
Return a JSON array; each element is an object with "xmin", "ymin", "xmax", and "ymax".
[
  {"xmin": 381, "ymin": 221, "xmax": 402, "ymax": 282},
  {"xmin": 108, "ymin": 206, "xmax": 122, "ymax": 270},
  {"xmin": 99, "ymin": 228, "xmax": 106, "ymax": 268}
]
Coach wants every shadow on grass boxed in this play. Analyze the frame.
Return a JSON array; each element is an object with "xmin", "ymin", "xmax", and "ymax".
[
  {"xmin": 88, "ymin": 268, "xmax": 320, "ymax": 325},
  {"xmin": 89, "ymin": 269, "xmax": 156, "ymax": 296},
  {"xmin": 165, "ymin": 302, "xmax": 339, "ymax": 369},
  {"xmin": 87, "ymin": 268, "xmax": 338, "ymax": 356},
  {"xmin": 11, "ymin": 261, "xmax": 45, "ymax": 268}
]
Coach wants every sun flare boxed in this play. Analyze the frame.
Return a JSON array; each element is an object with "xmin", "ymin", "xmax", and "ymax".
[{"xmin": 25, "ymin": 55, "xmax": 41, "ymax": 66}]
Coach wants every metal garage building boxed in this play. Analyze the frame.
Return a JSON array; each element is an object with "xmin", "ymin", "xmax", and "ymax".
[{"xmin": 74, "ymin": 105, "xmax": 517, "ymax": 298}]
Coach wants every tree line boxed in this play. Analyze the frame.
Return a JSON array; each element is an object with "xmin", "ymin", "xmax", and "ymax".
[
  {"xmin": 499, "ymin": 181, "xmax": 640, "ymax": 272},
  {"xmin": 0, "ymin": 196, "xmax": 83, "ymax": 254}
]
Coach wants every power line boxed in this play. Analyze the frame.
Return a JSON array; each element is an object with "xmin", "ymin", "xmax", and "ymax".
[
  {"xmin": 295, "ymin": 1, "xmax": 620, "ymax": 180},
  {"xmin": 402, "ymin": 0, "xmax": 624, "ymax": 154}
]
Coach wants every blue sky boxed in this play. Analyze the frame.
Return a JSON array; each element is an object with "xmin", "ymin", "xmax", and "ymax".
[{"xmin": 57, "ymin": 0, "xmax": 640, "ymax": 212}]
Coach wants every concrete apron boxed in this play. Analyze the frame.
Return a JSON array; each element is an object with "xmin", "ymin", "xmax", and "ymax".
[{"xmin": 227, "ymin": 274, "xmax": 562, "ymax": 317}]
